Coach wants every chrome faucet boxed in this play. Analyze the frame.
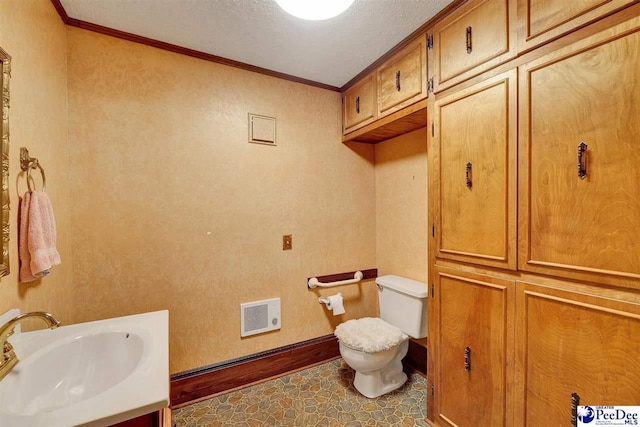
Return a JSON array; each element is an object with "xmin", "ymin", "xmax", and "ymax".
[{"xmin": 0, "ymin": 312, "xmax": 60, "ymax": 381}]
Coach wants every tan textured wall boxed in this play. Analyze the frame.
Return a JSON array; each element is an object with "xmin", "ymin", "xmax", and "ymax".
[
  {"xmin": 375, "ymin": 128, "xmax": 428, "ymax": 283},
  {"xmin": 0, "ymin": 1, "xmax": 74, "ymax": 321},
  {"xmin": 0, "ymin": 3, "xmax": 423, "ymax": 376},
  {"xmin": 66, "ymin": 28, "xmax": 377, "ymax": 373}
]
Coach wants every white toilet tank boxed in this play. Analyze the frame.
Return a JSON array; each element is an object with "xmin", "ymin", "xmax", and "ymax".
[{"xmin": 376, "ymin": 275, "xmax": 428, "ymax": 339}]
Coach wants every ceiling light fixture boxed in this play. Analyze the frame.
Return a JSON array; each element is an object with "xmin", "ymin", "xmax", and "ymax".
[{"xmin": 275, "ymin": 0, "xmax": 355, "ymax": 20}]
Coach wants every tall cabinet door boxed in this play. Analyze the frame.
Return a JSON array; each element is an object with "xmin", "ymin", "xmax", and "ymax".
[
  {"xmin": 515, "ymin": 281, "xmax": 640, "ymax": 426},
  {"xmin": 434, "ymin": 70, "xmax": 517, "ymax": 270},
  {"xmin": 434, "ymin": 268, "xmax": 515, "ymax": 427},
  {"xmin": 519, "ymin": 15, "xmax": 640, "ymax": 288}
]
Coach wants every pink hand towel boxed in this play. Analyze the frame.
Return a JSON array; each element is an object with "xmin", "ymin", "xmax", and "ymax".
[
  {"xmin": 18, "ymin": 191, "xmax": 61, "ymax": 282},
  {"xmin": 19, "ymin": 192, "xmax": 36, "ymax": 282},
  {"xmin": 28, "ymin": 191, "xmax": 61, "ymax": 276}
]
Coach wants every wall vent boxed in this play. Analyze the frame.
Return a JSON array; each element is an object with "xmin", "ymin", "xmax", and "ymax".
[
  {"xmin": 248, "ymin": 113, "xmax": 276, "ymax": 146},
  {"xmin": 240, "ymin": 298, "xmax": 281, "ymax": 337}
]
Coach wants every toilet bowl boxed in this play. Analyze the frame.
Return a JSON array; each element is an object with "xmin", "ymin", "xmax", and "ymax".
[
  {"xmin": 339, "ymin": 337, "xmax": 409, "ymax": 398},
  {"xmin": 334, "ymin": 275, "xmax": 428, "ymax": 398}
]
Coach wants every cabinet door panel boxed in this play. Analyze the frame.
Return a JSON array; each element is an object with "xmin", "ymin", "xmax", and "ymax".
[
  {"xmin": 518, "ymin": 0, "xmax": 636, "ymax": 52},
  {"xmin": 433, "ymin": 0, "xmax": 515, "ymax": 91},
  {"xmin": 519, "ymin": 16, "xmax": 640, "ymax": 287},
  {"xmin": 378, "ymin": 36, "xmax": 427, "ymax": 117},
  {"xmin": 435, "ymin": 70, "xmax": 517, "ymax": 270},
  {"xmin": 436, "ymin": 269, "xmax": 514, "ymax": 427},
  {"xmin": 516, "ymin": 281, "xmax": 640, "ymax": 426},
  {"xmin": 343, "ymin": 73, "xmax": 376, "ymax": 134}
]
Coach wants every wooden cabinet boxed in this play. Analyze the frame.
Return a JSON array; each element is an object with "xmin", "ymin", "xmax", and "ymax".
[
  {"xmin": 517, "ymin": 0, "xmax": 636, "ymax": 52},
  {"xmin": 431, "ymin": 0, "xmax": 516, "ymax": 92},
  {"xmin": 377, "ymin": 35, "xmax": 427, "ymax": 118},
  {"xmin": 341, "ymin": 35, "xmax": 428, "ymax": 143},
  {"xmin": 434, "ymin": 70, "xmax": 517, "ymax": 270},
  {"xmin": 434, "ymin": 268, "xmax": 514, "ymax": 427},
  {"xmin": 110, "ymin": 408, "xmax": 170, "ymax": 427},
  {"xmin": 518, "ymin": 14, "xmax": 640, "ymax": 288},
  {"xmin": 342, "ymin": 72, "xmax": 377, "ymax": 134},
  {"xmin": 515, "ymin": 281, "xmax": 640, "ymax": 426},
  {"xmin": 428, "ymin": 5, "xmax": 640, "ymax": 427}
]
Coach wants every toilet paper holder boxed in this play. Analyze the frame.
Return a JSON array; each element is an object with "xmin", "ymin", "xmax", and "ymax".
[
  {"xmin": 318, "ymin": 293, "xmax": 345, "ymax": 315},
  {"xmin": 318, "ymin": 294, "xmax": 339, "ymax": 306}
]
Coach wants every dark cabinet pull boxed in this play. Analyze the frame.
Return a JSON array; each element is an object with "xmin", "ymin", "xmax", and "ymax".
[
  {"xmin": 578, "ymin": 142, "xmax": 588, "ymax": 179},
  {"xmin": 355, "ymin": 96, "xmax": 360, "ymax": 114},
  {"xmin": 465, "ymin": 162, "xmax": 472, "ymax": 189},
  {"xmin": 466, "ymin": 26, "xmax": 473, "ymax": 54},
  {"xmin": 464, "ymin": 346, "xmax": 471, "ymax": 371},
  {"xmin": 395, "ymin": 71, "xmax": 401, "ymax": 91},
  {"xmin": 571, "ymin": 392, "xmax": 580, "ymax": 427}
]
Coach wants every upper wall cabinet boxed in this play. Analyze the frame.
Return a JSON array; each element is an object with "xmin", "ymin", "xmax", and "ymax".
[
  {"xmin": 431, "ymin": 0, "xmax": 516, "ymax": 92},
  {"xmin": 518, "ymin": 13, "xmax": 640, "ymax": 288},
  {"xmin": 517, "ymin": 0, "xmax": 637, "ymax": 53},
  {"xmin": 434, "ymin": 69, "xmax": 517, "ymax": 270},
  {"xmin": 342, "ymin": 72, "xmax": 377, "ymax": 134},
  {"xmin": 377, "ymin": 35, "xmax": 428, "ymax": 118},
  {"xmin": 342, "ymin": 35, "xmax": 428, "ymax": 143}
]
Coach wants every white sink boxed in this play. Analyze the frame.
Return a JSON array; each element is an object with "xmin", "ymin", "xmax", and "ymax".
[{"xmin": 0, "ymin": 310, "xmax": 169, "ymax": 427}]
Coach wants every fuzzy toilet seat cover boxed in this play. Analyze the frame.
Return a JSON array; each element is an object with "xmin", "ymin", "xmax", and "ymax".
[{"xmin": 334, "ymin": 317, "xmax": 408, "ymax": 353}]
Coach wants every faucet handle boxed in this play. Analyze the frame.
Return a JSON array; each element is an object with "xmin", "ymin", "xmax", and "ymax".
[
  {"xmin": 2, "ymin": 341, "xmax": 14, "ymax": 361},
  {"xmin": 0, "ymin": 326, "xmax": 15, "ymax": 349}
]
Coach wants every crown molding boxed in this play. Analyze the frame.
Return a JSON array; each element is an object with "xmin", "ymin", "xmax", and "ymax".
[{"xmin": 49, "ymin": 0, "xmax": 341, "ymax": 92}]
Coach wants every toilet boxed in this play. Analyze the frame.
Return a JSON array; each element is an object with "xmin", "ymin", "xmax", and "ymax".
[{"xmin": 334, "ymin": 275, "xmax": 428, "ymax": 398}]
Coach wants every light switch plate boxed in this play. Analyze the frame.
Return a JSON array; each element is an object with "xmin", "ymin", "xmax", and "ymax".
[
  {"xmin": 283, "ymin": 234, "xmax": 292, "ymax": 250},
  {"xmin": 249, "ymin": 114, "xmax": 276, "ymax": 146}
]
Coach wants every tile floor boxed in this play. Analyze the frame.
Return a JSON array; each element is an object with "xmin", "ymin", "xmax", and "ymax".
[{"xmin": 172, "ymin": 359, "xmax": 429, "ymax": 427}]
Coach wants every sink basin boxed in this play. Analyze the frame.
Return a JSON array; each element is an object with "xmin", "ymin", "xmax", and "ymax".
[
  {"xmin": 2, "ymin": 331, "xmax": 144, "ymax": 415},
  {"xmin": 0, "ymin": 310, "xmax": 168, "ymax": 427}
]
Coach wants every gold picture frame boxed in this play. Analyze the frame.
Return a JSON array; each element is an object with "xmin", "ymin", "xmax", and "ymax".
[{"xmin": 0, "ymin": 47, "xmax": 11, "ymax": 277}]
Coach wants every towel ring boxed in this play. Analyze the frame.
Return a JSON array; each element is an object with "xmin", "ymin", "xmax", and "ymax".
[
  {"xmin": 26, "ymin": 161, "xmax": 46, "ymax": 192},
  {"xmin": 20, "ymin": 147, "xmax": 47, "ymax": 192}
]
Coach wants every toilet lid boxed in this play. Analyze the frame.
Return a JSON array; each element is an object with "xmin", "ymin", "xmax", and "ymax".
[{"xmin": 334, "ymin": 317, "xmax": 408, "ymax": 353}]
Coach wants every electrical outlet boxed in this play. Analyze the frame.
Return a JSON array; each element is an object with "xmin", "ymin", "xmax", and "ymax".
[{"xmin": 283, "ymin": 235, "xmax": 292, "ymax": 250}]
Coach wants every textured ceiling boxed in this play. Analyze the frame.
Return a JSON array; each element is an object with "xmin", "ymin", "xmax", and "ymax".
[{"xmin": 59, "ymin": 0, "xmax": 454, "ymax": 88}]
